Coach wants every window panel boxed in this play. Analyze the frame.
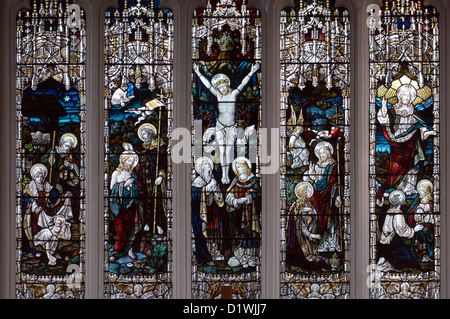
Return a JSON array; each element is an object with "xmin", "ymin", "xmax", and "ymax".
[
  {"xmin": 104, "ymin": 0, "xmax": 173, "ymax": 299},
  {"xmin": 369, "ymin": 0, "xmax": 440, "ymax": 299},
  {"xmin": 280, "ymin": 0, "xmax": 351, "ymax": 299},
  {"xmin": 191, "ymin": 0, "xmax": 262, "ymax": 299},
  {"xmin": 16, "ymin": 0, "xmax": 86, "ymax": 299},
  {"xmin": 8, "ymin": 0, "xmax": 446, "ymax": 300}
]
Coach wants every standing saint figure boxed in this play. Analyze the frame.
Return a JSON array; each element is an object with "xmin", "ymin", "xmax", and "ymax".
[
  {"xmin": 40, "ymin": 133, "xmax": 80, "ymax": 193},
  {"xmin": 303, "ymin": 141, "xmax": 342, "ymax": 253},
  {"xmin": 40, "ymin": 132, "xmax": 81, "ymax": 220},
  {"xmin": 134, "ymin": 123, "xmax": 167, "ymax": 236},
  {"xmin": 225, "ymin": 157, "xmax": 261, "ymax": 268},
  {"xmin": 193, "ymin": 63, "xmax": 260, "ymax": 184},
  {"xmin": 376, "ymin": 83, "xmax": 436, "ymax": 204},
  {"xmin": 109, "ymin": 144, "xmax": 143, "ymax": 262},
  {"xmin": 192, "ymin": 157, "xmax": 225, "ymax": 265}
]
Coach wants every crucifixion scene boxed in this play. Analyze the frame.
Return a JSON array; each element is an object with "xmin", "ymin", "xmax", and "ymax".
[{"xmin": 191, "ymin": 0, "xmax": 263, "ymax": 299}]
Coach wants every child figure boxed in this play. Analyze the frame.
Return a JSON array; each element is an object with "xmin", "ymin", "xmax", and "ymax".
[{"xmin": 34, "ymin": 215, "xmax": 71, "ymax": 266}]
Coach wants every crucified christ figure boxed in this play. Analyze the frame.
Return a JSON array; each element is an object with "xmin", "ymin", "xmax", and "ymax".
[{"xmin": 193, "ymin": 62, "xmax": 260, "ymax": 184}]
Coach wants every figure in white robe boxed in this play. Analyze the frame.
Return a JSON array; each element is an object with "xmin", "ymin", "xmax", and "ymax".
[
  {"xmin": 34, "ymin": 215, "xmax": 72, "ymax": 266},
  {"xmin": 288, "ymin": 126, "xmax": 310, "ymax": 169},
  {"xmin": 193, "ymin": 63, "xmax": 260, "ymax": 184},
  {"xmin": 23, "ymin": 163, "xmax": 73, "ymax": 265}
]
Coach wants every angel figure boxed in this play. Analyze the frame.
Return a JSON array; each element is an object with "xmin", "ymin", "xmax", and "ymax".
[{"xmin": 125, "ymin": 99, "xmax": 165, "ymax": 126}]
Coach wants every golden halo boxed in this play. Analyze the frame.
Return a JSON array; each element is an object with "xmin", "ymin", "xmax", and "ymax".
[
  {"xmin": 30, "ymin": 163, "xmax": 48, "ymax": 178},
  {"xmin": 60, "ymin": 133, "xmax": 78, "ymax": 148},
  {"xmin": 314, "ymin": 141, "xmax": 334, "ymax": 158},
  {"xmin": 195, "ymin": 157, "xmax": 214, "ymax": 175},
  {"xmin": 417, "ymin": 179, "xmax": 433, "ymax": 193},
  {"xmin": 231, "ymin": 157, "xmax": 252, "ymax": 176},
  {"xmin": 119, "ymin": 150, "xmax": 139, "ymax": 170},
  {"xmin": 137, "ymin": 123, "xmax": 157, "ymax": 142},
  {"xmin": 377, "ymin": 75, "xmax": 432, "ymax": 106},
  {"xmin": 294, "ymin": 181, "xmax": 314, "ymax": 200}
]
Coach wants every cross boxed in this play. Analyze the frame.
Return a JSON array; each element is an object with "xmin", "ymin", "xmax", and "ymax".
[{"xmin": 328, "ymin": 103, "xmax": 345, "ymax": 127}]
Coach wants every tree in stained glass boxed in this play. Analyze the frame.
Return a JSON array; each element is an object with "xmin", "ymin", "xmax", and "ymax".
[
  {"xmin": 369, "ymin": 0, "xmax": 440, "ymax": 299},
  {"xmin": 280, "ymin": 0, "xmax": 351, "ymax": 299},
  {"xmin": 16, "ymin": 0, "xmax": 86, "ymax": 299},
  {"xmin": 191, "ymin": 0, "xmax": 262, "ymax": 299},
  {"xmin": 104, "ymin": 0, "xmax": 173, "ymax": 299}
]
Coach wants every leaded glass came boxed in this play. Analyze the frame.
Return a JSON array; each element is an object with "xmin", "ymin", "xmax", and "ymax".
[
  {"xmin": 280, "ymin": 0, "xmax": 351, "ymax": 299},
  {"xmin": 104, "ymin": 0, "xmax": 174, "ymax": 299},
  {"xmin": 16, "ymin": 0, "xmax": 87, "ymax": 299},
  {"xmin": 191, "ymin": 0, "xmax": 262, "ymax": 299},
  {"xmin": 369, "ymin": 0, "xmax": 440, "ymax": 299}
]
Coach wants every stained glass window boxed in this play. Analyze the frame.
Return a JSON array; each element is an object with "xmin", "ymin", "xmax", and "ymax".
[
  {"xmin": 104, "ymin": 0, "xmax": 173, "ymax": 299},
  {"xmin": 369, "ymin": 0, "xmax": 440, "ymax": 299},
  {"xmin": 191, "ymin": 0, "xmax": 262, "ymax": 299},
  {"xmin": 16, "ymin": 0, "xmax": 86, "ymax": 299},
  {"xmin": 280, "ymin": 0, "xmax": 351, "ymax": 299}
]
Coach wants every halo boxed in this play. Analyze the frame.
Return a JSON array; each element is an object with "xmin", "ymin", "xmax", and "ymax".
[
  {"xmin": 137, "ymin": 123, "xmax": 157, "ymax": 142},
  {"xmin": 294, "ymin": 181, "xmax": 314, "ymax": 200},
  {"xmin": 314, "ymin": 141, "xmax": 334, "ymax": 158},
  {"xmin": 119, "ymin": 150, "xmax": 139, "ymax": 170},
  {"xmin": 397, "ymin": 84, "xmax": 417, "ymax": 103},
  {"xmin": 195, "ymin": 157, "xmax": 214, "ymax": 175},
  {"xmin": 231, "ymin": 156, "xmax": 252, "ymax": 175},
  {"xmin": 389, "ymin": 190, "xmax": 406, "ymax": 205},
  {"xmin": 377, "ymin": 75, "xmax": 432, "ymax": 106},
  {"xmin": 211, "ymin": 73, "xmax": 230, "ymax": 89},
  {"xmin": 30, "ymin": 163, "xmax": 48, "ymax": 179},
  {"xmin": 417, "ymin": 179, "xmax": 433, "ymax": 193},
  {"xmin": 60, "ymin": 133, "xmax": 78, "ymax": 149}
]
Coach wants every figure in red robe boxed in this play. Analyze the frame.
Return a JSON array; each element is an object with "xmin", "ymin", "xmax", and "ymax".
[
  {"xmin": 376, "ymin": 85, "xmax": 436, "ymax": 204},
  {"xmin": 303, "ymin": 141, "xmax": 342, "ymax": 253}
]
